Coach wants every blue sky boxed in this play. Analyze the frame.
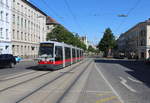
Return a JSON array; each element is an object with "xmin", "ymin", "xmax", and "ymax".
[{"xmin": 29, "ymin": 0, "xmax": 149, "ymax": 45}]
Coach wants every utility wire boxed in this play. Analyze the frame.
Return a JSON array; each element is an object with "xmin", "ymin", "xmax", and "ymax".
[
  {"xmin": 115, "ymin": 0, "xmax": 141, "ymax": 33},
  {"xmin": 63, "ymin": 0, "xmax": 86, "ymax": 34},
  {"xmin": 30, "ymin": 0, "xmax": 66, "ymax": 24},
  {"xmin": 40, "ymin": 0, "xmax": 63, "ymax": 19}
]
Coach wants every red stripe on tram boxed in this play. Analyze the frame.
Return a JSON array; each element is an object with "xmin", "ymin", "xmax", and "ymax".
[{"xmin": 38, "ymin": 57, "xmax": 83, "ymax": 65}]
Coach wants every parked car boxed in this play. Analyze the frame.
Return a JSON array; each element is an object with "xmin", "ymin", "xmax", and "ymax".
[
  {"xmin": 0, "ymin": 54, "xmax": 16, "ymax": 68},
  {"xmin": 14, "ymin": 56, "xmax": 22, "ymax": 63}
]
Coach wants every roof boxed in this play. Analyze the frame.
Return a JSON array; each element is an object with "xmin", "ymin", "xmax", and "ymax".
[
  {"xmin": 46, "ymin": 16, "xmax": 59, "ymax": 25},
  {"xmin": 22, "ymin": 0, "xmax": 47, "ymax": 16}
]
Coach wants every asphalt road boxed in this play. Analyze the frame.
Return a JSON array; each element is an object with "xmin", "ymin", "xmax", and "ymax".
[
  {"xmin": 0, "ymin": 58, "xmax": 149, "ymax": 103},
  {"xmin": 95, "ymin": 58, "xmax": 150, "ymax": 103},
  {"xmin": 0, "ymin": 61, "xmax": 37, "ymax": 79}
]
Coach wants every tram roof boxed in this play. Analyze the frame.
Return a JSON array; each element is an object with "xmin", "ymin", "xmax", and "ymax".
[{"xmin": 40, "ymin": 41, "xmax": 83, "ymax": 50}]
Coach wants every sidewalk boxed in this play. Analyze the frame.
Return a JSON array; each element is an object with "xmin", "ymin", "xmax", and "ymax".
[{"xmin": 21, "ymin": 58, "xmax": 34, "ymax": 62}]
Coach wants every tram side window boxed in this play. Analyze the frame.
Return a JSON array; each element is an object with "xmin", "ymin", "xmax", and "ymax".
[
  {"xmin": 72, "ymin": 48, "xmax": 76, "ymax": 58},
  {"xmin": 77, "ymin": 50, "xmax": 79, "ymax": 57},
  {"xmin": 55, "ymin": 46, "xmax": 63, "ymax": 61},
  {"xmin": 65, "ymin": 47, "xmax": 71, "ymax": 59},
  {"xmin": 80, "ymin": 50, "xmax": 82, "ymax": 57}
]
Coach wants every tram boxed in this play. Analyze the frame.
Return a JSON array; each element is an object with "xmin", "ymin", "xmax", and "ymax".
[{"xmin": 37, "ymin": 41, "xmax": 84, "ymax": 70}]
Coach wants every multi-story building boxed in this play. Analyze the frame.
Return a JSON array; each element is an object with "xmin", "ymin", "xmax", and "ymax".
[
  {"xmin": 117, "ymin": 19, "xmax": 150, "ymax": 59},
  {"xmin": 11, "ymin": 0, "xmax": 47, "ymax": 58},
  {"xmin": 0, "ymin": 0, "xmax": 12, "ymax": 54}
]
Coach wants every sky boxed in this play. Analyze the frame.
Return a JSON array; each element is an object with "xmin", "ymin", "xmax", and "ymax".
[{"xmin": 29, "ymin": 0, "xmax": 149, "ymax": 45}]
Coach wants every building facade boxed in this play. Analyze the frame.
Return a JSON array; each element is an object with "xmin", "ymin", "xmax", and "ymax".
[
  {"xmin": 0, "ymin": 0, "xmax": 12, "ymax": 54},
  {"xmin": 11, "ymin": 0, "xmax": 47, "ymax": 58},
  {"xmin": 117, "ymin": 19, "xmax": 150, "ymax": 59}
]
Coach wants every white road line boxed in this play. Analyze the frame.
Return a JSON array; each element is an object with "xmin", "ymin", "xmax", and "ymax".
[
  {"xmin": 128, "ymin": 77, "xmax": 142, "ymax": 84},
  {"xmin": 95, "ymin": 63, "xmax": 124, "ymax": 103},
  {"xmin": 119, "ymin": 77, "xmax": 137, "ymax": 93}
]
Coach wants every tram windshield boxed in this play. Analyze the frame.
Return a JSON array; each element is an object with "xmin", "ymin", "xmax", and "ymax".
[{"xmin": 39, "ymin": 43, "xmax": 54, "ymax": 58}]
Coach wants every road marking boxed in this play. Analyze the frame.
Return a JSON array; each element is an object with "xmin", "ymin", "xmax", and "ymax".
[
  {"xmin": 96, "ymin": 96, "xmax": 117, "ymax": 103},
  {"xmin": 96, "ymin": 92, "xmax": 112, "ymax": 97},
  {"xmin": 128, "ymin": 77, "xmax": 142, "ymax": 84},
  {"xmin": 119, "ymin": 77, "xmax": 137, "ymax": 93},
  {"xmin": 95, "ymin": 63, "xmax": 124, "ymax": 103},
  {"xmin": 114, "ymin": 102, "xmax": 122, "ymax": 103}
]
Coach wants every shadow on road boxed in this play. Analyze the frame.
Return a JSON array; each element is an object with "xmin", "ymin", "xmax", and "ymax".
[
  {"xmin": 95, "ymin": 59, "xmax": 150, "ymax": 88},
  {"xmin": 26, "ymin": 65, "xmax": 55, "ymax": 71}
]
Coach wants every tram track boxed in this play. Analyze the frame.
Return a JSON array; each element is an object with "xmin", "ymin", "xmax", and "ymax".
[
  {"xmin": 16, "ymin": 59, "xmax": 91, "ymax": 103},
  {"xmin": 0, "ymin": 59, "xmax": 88, "ymax": 93},
  {"xmin": 0, "ymin": 71, "xmax": 38, "ymax": 81},
  {"xmin": 0, "ymin": 59, "xmax": 90, "ymax": 103},
  {"xmin": 15, "ymin": 59, "xmax": 92, "ymax": 103},
  {"xmin": 56, "ymin": 61, "xmax": 92, "ymax": 103},
  {"xmin": 0, "ymin": 71, "xmax": 51, "ymax": 92}
]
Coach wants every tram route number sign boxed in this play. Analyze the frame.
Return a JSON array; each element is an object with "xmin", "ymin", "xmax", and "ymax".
[{"xmin": 40, "ymin": 43, "xmax": 54, "ymax": 47}]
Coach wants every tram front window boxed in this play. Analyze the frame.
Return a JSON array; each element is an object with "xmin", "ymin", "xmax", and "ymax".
[{"xmin": 39, "ymin": 43, "xmax": 54, "ymax": 58}]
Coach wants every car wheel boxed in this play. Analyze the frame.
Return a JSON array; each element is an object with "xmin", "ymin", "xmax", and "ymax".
[{"xmin": 9, "ymin": 63, "xmax": 15, "ymax": 68}]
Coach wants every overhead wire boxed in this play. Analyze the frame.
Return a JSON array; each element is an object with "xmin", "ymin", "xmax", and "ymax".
[
  {"xmin": 30, "ymin": 0, "xmax": 66, "ymax": 24},
  {"xmin": 63, "ymin": 0, "xmax": 86, "ymax": 34},
  {"xmin": 39, "ymin": 0, "xmax": 63, "ymax": 19},
  {"xmin": 115, "ymin": 0, "xmax": 142, "ymax": 33}
]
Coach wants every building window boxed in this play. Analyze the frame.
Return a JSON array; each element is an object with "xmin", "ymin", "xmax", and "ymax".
[
  {"xmin": 6, "ymin": 13, "xmax": 8, "ymax": 22},
  {"xmin": 17, "ymin": 31, "xmax": 19, "ymax": 40},
  {"xmin": 13, "ymin": 0, "xmax": 15, "ymax": 9},
  {"xmin": 31, "ymin": 46, "xmax": 35, "ymax": 51},
  {"xmin": 25, "ymin": 33, "xmax": 27, "ymax": 41},
  {"xmin": 12, "ymin": 29, "xmax": 15, "ymax": 39},
  {"xmin": 21, "ymin": 18, "xmax": 23, "ymax": 27},
  {"xmin": 25, "ymin": 19, "xmax": 26, "ymax": 28},
  {"xmin": 21, "ymin": 5, "xmax": 23, "ymax": 13},
  {"xmin": 13, "ymin": 14, "xmax": 15, "ymax": 24},
  {"xmin": 21, "ymin": 32, "xmax": 23, "ymax": 40},
  {"xmin": 5, "ymin": 45, "xmax": 9, "ymax": 49},
  {"xmin": 0, "ymin": 28, "xmax": 3, "ymax": 38},
  {"xmin": 47, "ymin": 26, "xmax": 49, "ymax": 30},
  {"xmin": 0, "ymin": 11, "xmax": 3, "ymax": 20},
  {"xmin": 6, "ymin": 29, "xmax": 8, "ymax": 39},
  {"xmin": 28, "ymin": 20, "xmax": 30, "ymax": 29},
  {"xmin": 17, "ymin": 16, "xmax": 19, "ymax": 25},
  {"xmin": 6, "ymin": 0, "xmax": 8, "ymax": 7}
]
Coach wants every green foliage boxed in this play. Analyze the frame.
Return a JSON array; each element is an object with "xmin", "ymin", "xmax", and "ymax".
[
  {"xmin": 88, "ymin": 45, "xmax": 96, "ymax": 52},
  {"xmin": 97, "ymin": 28, "xmax": 116, "ymax": 56},
  {"xmin": 46, "ymin": 25, "xmax": 87, "ymax": 50}
]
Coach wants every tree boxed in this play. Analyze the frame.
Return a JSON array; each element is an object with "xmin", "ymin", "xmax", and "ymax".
[
  {"xmin": 88, "ymin": 45, "xmax": 96, "ymax": 52},
  {"xmin": 46, "ymin": 25, "xmax": 87, "ymax": 50},
  {"xmin": 97, "ymin": 28, "xmax": 116, "ymax": 57}
]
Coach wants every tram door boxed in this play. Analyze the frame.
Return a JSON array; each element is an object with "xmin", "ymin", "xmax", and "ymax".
[{"xmin": 55, "ymin": 46, "xmax": 63, "ymax": 68}]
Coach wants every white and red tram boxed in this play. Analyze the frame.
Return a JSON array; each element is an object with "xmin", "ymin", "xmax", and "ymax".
[{"xmin": 37, "ymin": 41, "xmax": 84, "ymax": 70}]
